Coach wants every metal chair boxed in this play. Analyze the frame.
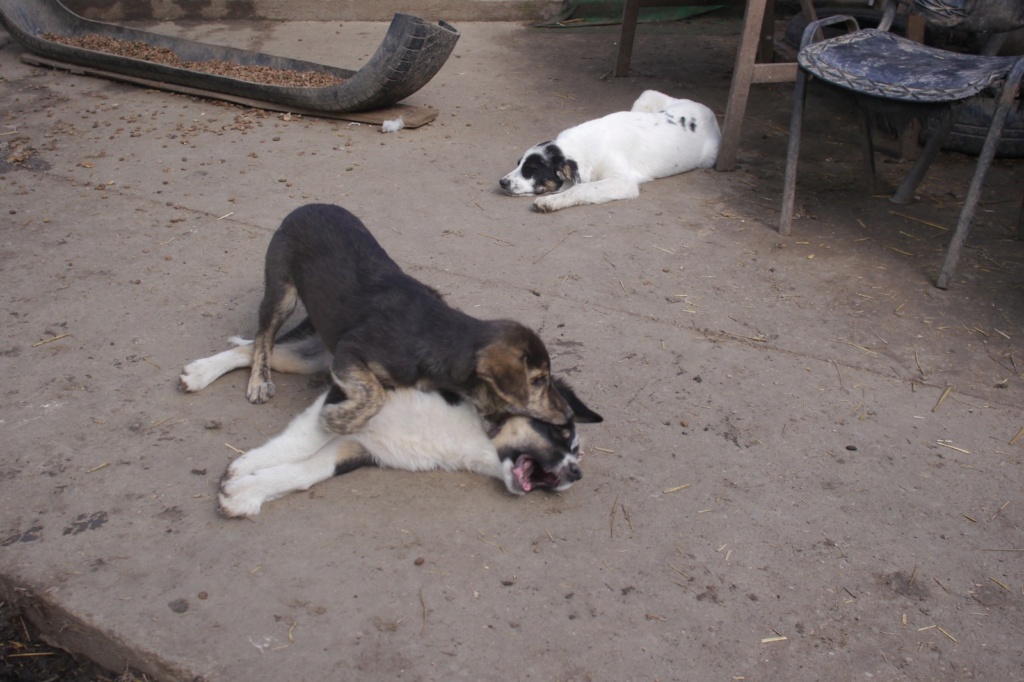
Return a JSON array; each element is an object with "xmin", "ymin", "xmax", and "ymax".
[{"xmin": 778, "ymin": 0, "xmax": 1024, "ymax": 288}]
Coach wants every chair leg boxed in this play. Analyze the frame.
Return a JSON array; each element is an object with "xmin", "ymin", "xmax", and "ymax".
[
  {"xmin": 890, "ymin": 107, "xmax": 958, "ymax": 204},
  {"xmin": 857, "ymin": 105, "xmax": 879, "ymax": 193},
  {"xmin": 615, "ymin": 0, "xmax": 642, "ymax": 77},
  {"xmin": 779, "ymin": 69, "xmax": 810, "ymax": 236},
  {"xmin": 934, "ymin": 89, "xmax": 1020, "ymax": 288},
  {"xmin": 1018, "ymin": 187, "xmax": 1024, "ymax": 240}
]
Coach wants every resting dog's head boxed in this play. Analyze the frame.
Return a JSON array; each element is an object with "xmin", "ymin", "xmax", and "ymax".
[
  {"xmin": 491, "ymin": 378, "xmax": 603, "ymax": 494},
  {"xmin": 499, "ymin": 142, "xmax": 580, "ymax": 196},
  {"xmin": 475, "ymin": 320, "xmax": 572, "ymax": 426}
]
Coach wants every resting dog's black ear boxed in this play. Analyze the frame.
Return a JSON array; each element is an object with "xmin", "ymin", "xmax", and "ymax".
[
  {"xmin": 557, "ymin": 159, "xmax": 581, "ymax": 186},
  {"xmin": 553, "ymin": 377, "xmax": 603, "ymax": 423}
]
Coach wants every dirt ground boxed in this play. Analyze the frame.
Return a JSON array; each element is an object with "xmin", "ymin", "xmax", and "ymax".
[{"xmin": 1, "ymin": 9, "xmax": 1022, "ymax": 682}]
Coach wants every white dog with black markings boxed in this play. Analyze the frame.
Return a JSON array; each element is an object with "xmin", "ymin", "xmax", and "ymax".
[
  {"xmin": 180, "ymin": 326, "xmax": 602, "ymax": 517},
  {"xmin": 499, "ymin": 90, "xmax": 720, "ymax": 212}
]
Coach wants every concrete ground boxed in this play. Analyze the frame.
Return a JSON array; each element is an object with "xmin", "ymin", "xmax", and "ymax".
[{"xmin": 1, "ymin": 11, "xmax": 1023, "ymax": 682}]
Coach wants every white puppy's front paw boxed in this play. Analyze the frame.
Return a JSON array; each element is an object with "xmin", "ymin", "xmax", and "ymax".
[
  {"xmin": 218, "ymin": 472, "xmax": 270, "ymax": 518},
  {"xmin": 225, "ymin": 453, "xmax": 259, "ymax": 479},
  {"xmin": 533, "ymin": 195, "xmax": 562, "ymax": 213}
]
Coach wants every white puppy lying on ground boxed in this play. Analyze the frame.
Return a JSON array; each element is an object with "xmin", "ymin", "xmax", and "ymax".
[
  {"xmin": 499, "ymin": 90, "xmax": 721, "ymax": 212},
  {"xmin": 180, "ymin": 332, "xmax": 601, "ymax": 517}
]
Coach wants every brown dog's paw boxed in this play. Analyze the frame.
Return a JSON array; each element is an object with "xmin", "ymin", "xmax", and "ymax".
[{"xmin": 246, "ymin": 377, "xmax": 275, "ymax": 404}]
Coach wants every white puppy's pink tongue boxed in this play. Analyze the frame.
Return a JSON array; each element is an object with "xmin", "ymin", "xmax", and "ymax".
[{"xmin": 513, "ymin": 455, "xmax": 535, "ymax": 492}]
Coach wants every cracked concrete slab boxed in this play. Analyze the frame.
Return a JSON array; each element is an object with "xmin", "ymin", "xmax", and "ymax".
[{"xmin": 1, "ymin": 14, "xmax": 1022, "ymax": 682}]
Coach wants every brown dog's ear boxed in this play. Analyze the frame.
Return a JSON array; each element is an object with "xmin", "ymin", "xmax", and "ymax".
[
  {"xmin": 476, "ymin": 343, "xmax": 529, "ymax": 409},
  {"xmin": 553, "ymin": 377, "xmax": 603, "ymax": 424}
]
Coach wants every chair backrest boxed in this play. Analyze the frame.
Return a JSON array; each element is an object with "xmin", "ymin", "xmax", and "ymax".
[{"xmin": 911, "ymin": 0, "xmax": 1024, "ymax": 33}]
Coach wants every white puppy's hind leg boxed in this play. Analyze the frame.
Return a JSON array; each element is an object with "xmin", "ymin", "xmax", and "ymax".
[
  {"xmin": 179, "ymin": 339, "xmax": 254, "ymax": 392},
  {"xmin": 631, "ymin": 90, "xmax": 674, "ymax": 113},
  {"xmin": 226, "ymin": 392, "xmax": 333, "ymax": 478},
  {"xmin": 180, "ymin": 333, "xmax": 331, "ymax": 392},
  {"xmin": 219, "ymin": 435, "xmax": 371, "ymax": 517}
]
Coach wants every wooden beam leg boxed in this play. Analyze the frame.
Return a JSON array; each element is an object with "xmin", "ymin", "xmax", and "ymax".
[
  {"xmin": 716, "ymin": 0, "xmax": 770, "ymax": 171},
  {"xmin": 615, "ymin": 0, "xmax": 642, "ymax": 77}
]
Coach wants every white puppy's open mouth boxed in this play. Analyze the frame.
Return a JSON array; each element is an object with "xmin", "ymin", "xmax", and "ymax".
[
  {"xmin": 511, "ymin": 455, "xmax": 562, "ymax": 492},
  {"xmin": 508, "ymin": 449, "xmax": 583, "ymax": 494}
]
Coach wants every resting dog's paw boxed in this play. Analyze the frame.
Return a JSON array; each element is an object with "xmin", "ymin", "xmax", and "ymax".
[
  {"xmin": 246, "ymin": 377, "xmax": 275, "ymax": 404},
  {"xmin": 532, "ymin": 196, "xmax": 558, "ymax": 213},
  {"xmin": 179, "ymin": 359, "xmax": 219, "ymax": 393},
  {"xmin": 218, "ymin": 472, "xmax": 270, "ymax": 518},
  {"xmin": 225, "ymin": 454, "xmax": 259, "ymax": 479}
]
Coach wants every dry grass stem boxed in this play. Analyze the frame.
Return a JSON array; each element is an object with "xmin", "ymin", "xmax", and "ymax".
[
  {"xmin": 610, "ymin": 493, "xmax": 621, "ymax": 538},
  {"xmin": 937, "ymin": 441, "xmax": 970, "ymax": 454},
  {"xmin": 989, "ymin": 577, "xmax": 1011, "ymax": 591},
  {"xmin": 843, "ymin": 340, "xmax": 878, "ymax": 356},
  {"xmin": 86, "ymin": 462, "xmax": 110, "ymax": 473},
  {"xmin": 890, "ymin": 211, "xmax": 948, "ymax": 231},
  {"xmin": 760, "ymin": 635, "xmax": 787, "ymax": 643},
  {"xmin": 225, "ymin": 443, "xmax": 244, "ymax": 454},
  {"xmin": 932, "ymin": 386, "xmax": 953, "ymax": 412},
  {"xmin": 883, "ymin": 244, "xmax": 915, "ymax": 256},
  {"xmin": 668, "ymin": 563, "xmax": 689, "ymax": 579},
  {"xmin": 478, "ymin": 232, "xmax": 515, "ymax": 246},
  {"xmin": 831, "ymin": 358, "xmax": 845, "ymax": 390},
  {"xmin": 419, "ymin": 587, "xmax": 429, "ymax": 635},
  {"xmin": 663, "ymin": 484, "xmax": 690, "ymax": 494},
  {"xmin": 621, "ymin": 502, "xmax": 634, "ymax": 532},
  {"xmin": 478, "ymin": 534, "xmax": 506, "ymax": 554},
  {"xmin": 533, "ymin": 228, "xmax": 578, "ymax": 264},
  {"xmin": 1009, "ymin": 426, "xmax": 1024, "ymax": 446},
  {"xmin": 32, "ymin": 333, "xmax": 71, "ymax": 347}
]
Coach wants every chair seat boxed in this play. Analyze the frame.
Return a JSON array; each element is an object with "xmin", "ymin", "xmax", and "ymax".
[{"xmin": 799, "ymin": 29, "xmax": 1016, "ymax": 102}]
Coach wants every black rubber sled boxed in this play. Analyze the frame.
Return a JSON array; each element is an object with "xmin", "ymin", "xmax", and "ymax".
[{"xmin": 0, "ymin": 0, "xmax": 459, "ymax": 113}]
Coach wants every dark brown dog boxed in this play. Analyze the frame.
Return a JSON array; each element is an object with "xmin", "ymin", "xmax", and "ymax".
[{"xmin": 247, "ymin": 203, "xmax": 572, "ymax": 435}]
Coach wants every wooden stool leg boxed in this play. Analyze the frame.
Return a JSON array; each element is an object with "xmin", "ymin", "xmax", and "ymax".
[
  {"xmin": 615, "ymin": 0, "xmax": 642, "ymax": 77},
  {"xmin": 716, "ymin": 0, "xmax": 770, "ymax": 171}
]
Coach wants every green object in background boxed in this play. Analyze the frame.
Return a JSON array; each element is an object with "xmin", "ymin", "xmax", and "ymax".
[{"xmin": 538, "ymin": 0, "xmax": 723, "ymax": 27}]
